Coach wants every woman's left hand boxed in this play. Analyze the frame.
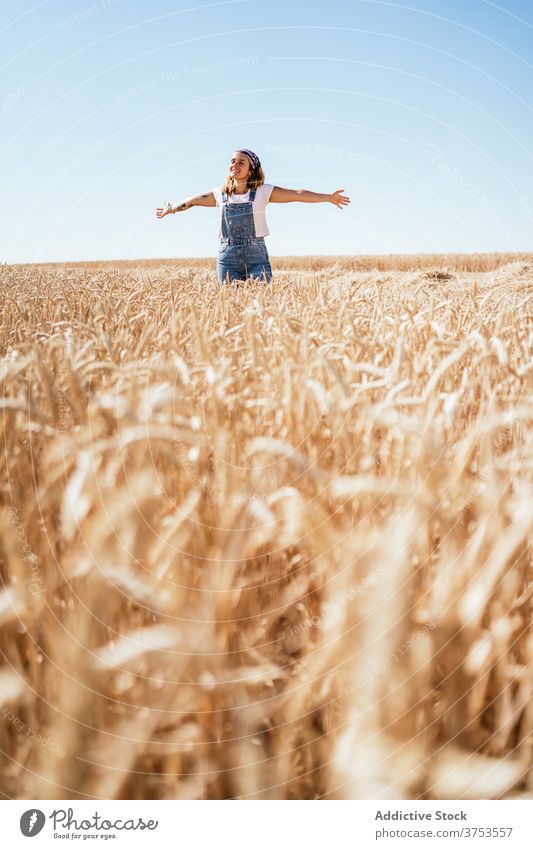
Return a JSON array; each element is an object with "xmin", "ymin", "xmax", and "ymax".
[{"xmin": 329, "ymin": 189, "xmax": 350, "ymax": 209}]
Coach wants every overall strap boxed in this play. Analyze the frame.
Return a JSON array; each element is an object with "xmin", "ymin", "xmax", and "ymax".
[
  {"xmin": 221, "ymin": 190, "xmax": 228, "ymax": 202},
  {"xmin": 248, "ymin": 188, "xmax": 257, "ymax": 202}
]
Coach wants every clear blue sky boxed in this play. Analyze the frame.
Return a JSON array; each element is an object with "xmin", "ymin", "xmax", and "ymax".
[{"xmin": 2, "ymin": 0, "xmax": 533, "ymax": 262}]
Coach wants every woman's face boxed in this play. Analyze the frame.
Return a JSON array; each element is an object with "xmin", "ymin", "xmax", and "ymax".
[{"xmin": 229, "ymin": 151, "xmax": 251, "ymax": 180}]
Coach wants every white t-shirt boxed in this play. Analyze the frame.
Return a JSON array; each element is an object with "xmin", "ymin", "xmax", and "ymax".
[{"xmin": 212, "ymin": 183, "xmax": 274, "ymax": 238}]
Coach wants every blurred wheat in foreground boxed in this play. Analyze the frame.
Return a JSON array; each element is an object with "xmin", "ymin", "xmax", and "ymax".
[{"xmin": 0, "ymin": 254, "xmax": 532, "ymax": 800}]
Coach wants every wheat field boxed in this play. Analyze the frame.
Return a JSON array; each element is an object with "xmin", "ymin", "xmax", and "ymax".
[{"xmin": 0, "ymin": 254, "xmax": 532, "ymax": 800}]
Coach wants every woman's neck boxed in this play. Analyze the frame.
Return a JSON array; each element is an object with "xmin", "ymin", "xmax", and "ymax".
[{"xmin": 233, "ymin": 178, "xmax": 249, "ymax": 195}]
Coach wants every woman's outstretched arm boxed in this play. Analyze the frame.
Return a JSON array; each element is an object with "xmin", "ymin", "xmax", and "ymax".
[
  {"xmin": 156, "ymin": 191, "xmax": 216, "ymax": 218},
  {"xmin": 270, "ymin": 187, "xmax": 350, "ymax": 208}
]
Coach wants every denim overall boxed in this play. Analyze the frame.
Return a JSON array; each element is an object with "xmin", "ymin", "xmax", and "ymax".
[{"xmin": 216, "ymin": 188, "xmax": 273, "ymax": 285}]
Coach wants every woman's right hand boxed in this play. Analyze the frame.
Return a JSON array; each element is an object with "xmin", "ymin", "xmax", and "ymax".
[{"xmin": 156, "ymin": 202, "xmax": 174, "ymax": 218}]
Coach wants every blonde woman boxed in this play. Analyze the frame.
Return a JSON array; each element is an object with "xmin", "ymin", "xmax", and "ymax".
[{"xmin": 156, "ymin": 149, "xmax": 350, "ymax": 284}]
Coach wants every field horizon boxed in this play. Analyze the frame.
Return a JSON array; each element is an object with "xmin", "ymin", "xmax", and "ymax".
[{"xmin": 7, "ymin": 251, "xmax": 533, "ymax": 274}]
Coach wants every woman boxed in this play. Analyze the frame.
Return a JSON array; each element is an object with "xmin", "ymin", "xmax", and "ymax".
[{"xmin": 156, "ymin": 149, "xmax": 350, "ymax": 285}]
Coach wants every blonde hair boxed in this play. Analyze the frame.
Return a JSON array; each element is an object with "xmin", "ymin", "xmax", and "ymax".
[{"xmin": 221, "ymin": 150, "xmax": 265, "ymax": 196}]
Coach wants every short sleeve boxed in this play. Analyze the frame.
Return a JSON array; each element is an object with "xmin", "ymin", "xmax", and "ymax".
[
  {"xmin": 261, "ymin": 184, "xmax": 274, "ymax": 204},
  {"xmin": 212, "ymin": 186, "xmax": 222, "ymax": 207}
]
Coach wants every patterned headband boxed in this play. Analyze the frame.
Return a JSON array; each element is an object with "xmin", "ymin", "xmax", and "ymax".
[{"xmin": 239, "ymin": 149, "xmax": 261, "ymax": 171}]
